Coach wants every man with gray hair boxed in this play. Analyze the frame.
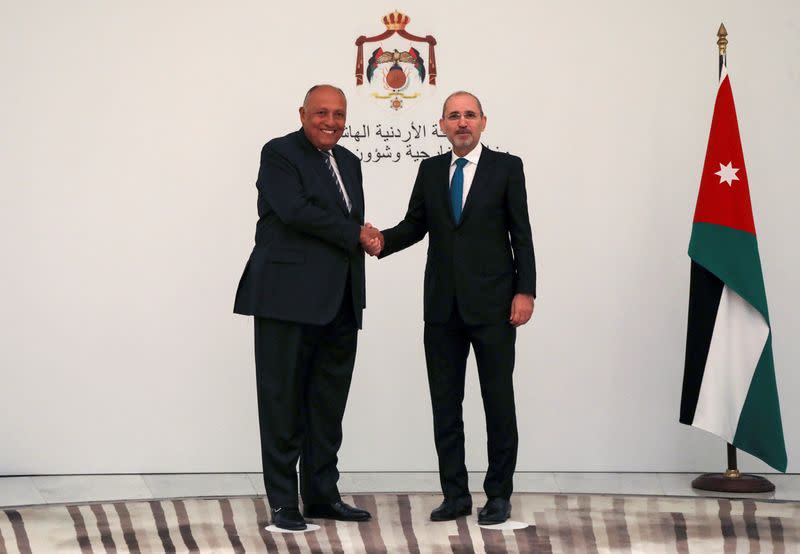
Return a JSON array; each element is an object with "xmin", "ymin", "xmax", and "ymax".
[{"xmin": 375, "ymin": 90, "xmax": 536, "ymax": 525}]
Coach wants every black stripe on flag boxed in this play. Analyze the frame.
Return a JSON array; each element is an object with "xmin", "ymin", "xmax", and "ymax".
[{"xmin": 681, "ymin": 261, "xmax": 724, "ymax": 424}]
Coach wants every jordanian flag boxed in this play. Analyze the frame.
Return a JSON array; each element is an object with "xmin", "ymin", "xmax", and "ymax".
[{"xmin": 680, "ymin": 65, "xmax": 787, "ymax": 472}]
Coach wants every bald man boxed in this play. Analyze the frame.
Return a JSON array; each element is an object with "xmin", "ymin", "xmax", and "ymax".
[{"xmin": 234, "ymin": 85, "xmax": 381, "ymax": 530}]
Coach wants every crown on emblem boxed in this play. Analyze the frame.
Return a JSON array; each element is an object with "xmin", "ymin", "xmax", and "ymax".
[{"xmin": 382, "ymin": 11, "xmax": 410, "ymax": 31}]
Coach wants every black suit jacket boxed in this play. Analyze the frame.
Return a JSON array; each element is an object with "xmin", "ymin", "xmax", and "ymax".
[
  {"xmin": 234, "ymin": 129, "xmax": 366, "ymax": 328},
  {"xmin": 380, "ymin": 146, "xmax": 535, "ymax": 325}
]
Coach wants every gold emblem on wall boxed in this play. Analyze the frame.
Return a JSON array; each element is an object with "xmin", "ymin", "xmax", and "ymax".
[{"xmin": 355, "ymin": 11, "xmax": 437, "ymax": 111}]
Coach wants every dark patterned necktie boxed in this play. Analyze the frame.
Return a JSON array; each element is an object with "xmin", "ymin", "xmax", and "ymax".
[{"xmin": 322, "ymin": 150, "xmax": 351, "ymax": 212}]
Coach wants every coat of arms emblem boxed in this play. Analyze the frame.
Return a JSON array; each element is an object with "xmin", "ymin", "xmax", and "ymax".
[{"xmin": 355, "ymin": 11, "xmax": 437, "ymax": 111}]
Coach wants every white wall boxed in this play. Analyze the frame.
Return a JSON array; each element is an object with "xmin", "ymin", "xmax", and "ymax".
[{"xmin": 1, "ymin": 0, "xmax": 797, "ymax": 475}]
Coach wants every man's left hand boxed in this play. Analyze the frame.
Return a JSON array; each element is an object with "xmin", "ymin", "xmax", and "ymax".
[{"xmin": 509, "ymin": 294, "xmax": 534, "ymax": 327}]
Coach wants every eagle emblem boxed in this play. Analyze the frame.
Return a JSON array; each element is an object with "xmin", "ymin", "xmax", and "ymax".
[{"xmin": 355, "ymin": 12, "xmax": 437, "ymax": 110}]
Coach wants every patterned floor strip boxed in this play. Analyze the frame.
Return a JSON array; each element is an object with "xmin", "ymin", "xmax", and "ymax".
[{"xmin": 0, "ymin": 494, "xmax": 798, "ymax": 553}]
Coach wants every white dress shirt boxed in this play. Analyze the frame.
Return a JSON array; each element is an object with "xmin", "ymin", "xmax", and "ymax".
[{"xmin": 447, "ymin": 142, "xmax": 483, "ymax": 209}]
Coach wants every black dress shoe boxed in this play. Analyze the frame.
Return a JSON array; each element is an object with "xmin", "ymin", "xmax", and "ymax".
[
  {"xmin": 271, "ymin": 506, "xmax": 307, "ymax": 530},
  {"xmin": 478, "ymin": 497, "xmax": 511, "ymax": 525},
  {"xmin": 304, "ymin": 500, "xmax": 371, "ymax": 521},
  {"xmin": 430, "ymin": 498, "xmax": 472, "ymax": 521}
]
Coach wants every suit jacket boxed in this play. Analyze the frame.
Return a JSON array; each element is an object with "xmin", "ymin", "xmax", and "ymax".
[
  {"xmin": 380, "ymin": 146, "xmax": 535, "ymax": 325},
  {"xmin": 234, "ymin": 129, "xmax": 366, "ymax": 328}
]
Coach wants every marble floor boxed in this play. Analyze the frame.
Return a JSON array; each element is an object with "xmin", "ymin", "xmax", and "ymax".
[{"xmin": 1, "ymin": 472, "xmax": 798, "ymax": 508}]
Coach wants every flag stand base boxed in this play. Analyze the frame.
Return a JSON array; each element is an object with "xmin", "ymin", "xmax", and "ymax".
[{"xmin": 692, "ymin": 471, "xmax": 775, "ymax": 493}]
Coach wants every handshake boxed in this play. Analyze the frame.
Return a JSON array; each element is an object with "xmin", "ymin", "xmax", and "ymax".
[{"xmin": 360, "ymin": 224, "xmax": 384, "ymax": 257}]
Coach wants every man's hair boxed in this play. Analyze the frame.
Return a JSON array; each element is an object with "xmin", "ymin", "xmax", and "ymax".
[
  {"xmin": 441, "ymin": 91, "xmax": 484, "ymax": 117},
  {"xmin": 303, "ymin": 84, "xmax": 346, "ymax": 107}
]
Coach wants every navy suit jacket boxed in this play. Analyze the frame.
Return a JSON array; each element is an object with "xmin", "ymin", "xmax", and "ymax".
[
  {"xmin": 380, "ymin": 146, "xmax": 535, "ymax": 325},
  {"xmin": 234, "ymin": 129, "xmax": 366, "ymax": 328}
]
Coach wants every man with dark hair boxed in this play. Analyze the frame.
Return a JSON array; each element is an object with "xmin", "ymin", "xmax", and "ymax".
[
  {"xmin": 375, "ymin": 90, "xmax": 536, "ymax": 525},
  {"xmin": 234, "ymin": 84, "xmax": 381, "ymax": 530}
]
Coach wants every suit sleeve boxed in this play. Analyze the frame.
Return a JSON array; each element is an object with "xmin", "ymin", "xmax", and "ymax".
[
  {"xmin": 379, "ymin": 163, "xmax": 429, "ymax": 258},
  {"xmin": 259, "ymin": 144, "xmax": 361, "ymax": 253},
  {"xmin": 506, "ymin": 157, "xmax": 536, "ymax": 297}
]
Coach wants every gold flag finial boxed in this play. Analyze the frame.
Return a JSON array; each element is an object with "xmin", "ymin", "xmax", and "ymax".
[{"xmin": 717, "ymin": 23, "xmax": 728, "ymax": 55}]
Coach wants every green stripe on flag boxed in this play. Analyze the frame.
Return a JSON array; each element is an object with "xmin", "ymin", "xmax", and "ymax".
[
  {"xmin": 734, "ymin": 335, "xmax": 787, "ymax": 472},
  {"xmin": 688, "ymin": 222, "xmax": 769, "ymax": 322}
]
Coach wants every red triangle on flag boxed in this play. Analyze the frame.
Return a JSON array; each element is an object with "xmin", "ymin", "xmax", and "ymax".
[{"xmin": 692, "ymin": 69, "xmax": 757, "ymax": 235}]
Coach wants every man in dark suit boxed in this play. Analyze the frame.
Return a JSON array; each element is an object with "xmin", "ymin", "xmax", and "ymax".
[
  {"xmin": 376, "ymin": 91, "xmax": 536, "ymax": 525},
  {"xmin": 234, "ymin": 85, "xmax": 382, "ymax": 531}
]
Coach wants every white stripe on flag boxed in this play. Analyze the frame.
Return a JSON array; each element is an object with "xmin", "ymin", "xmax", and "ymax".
[{"xmin": 692, "ymin": 284, "xmax": 769, "ymax": 442}]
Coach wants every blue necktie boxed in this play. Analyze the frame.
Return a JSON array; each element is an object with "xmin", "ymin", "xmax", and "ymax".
[{"xmin": 450, "ymin": 158, "xmax": 468, "ymax": 224}]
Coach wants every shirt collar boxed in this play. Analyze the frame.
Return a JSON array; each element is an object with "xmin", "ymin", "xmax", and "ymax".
[{"xmin": 450, "ymin": 142, "xmax": 482, "ymax": 167}]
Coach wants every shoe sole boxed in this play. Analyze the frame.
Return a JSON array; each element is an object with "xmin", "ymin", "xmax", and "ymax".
[
  {"xmin": 478, "ymin": 518, "xmax": 509, "ymax": 525},
  {"xmin": 274, "ymin": 523, "xmax": 307, "ymax": 531},
  {"xmin": 478, "ymin": 511, "xmax": 511, "ymax": 525},
  {"xmin": 303, "ymin": 513, "xmax": 371, "ymax": 522}
]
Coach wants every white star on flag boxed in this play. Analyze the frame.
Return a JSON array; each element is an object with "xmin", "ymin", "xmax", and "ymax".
[{"xmin": 715, "ymin": 161, "xmax": 740, "ymax": 186}]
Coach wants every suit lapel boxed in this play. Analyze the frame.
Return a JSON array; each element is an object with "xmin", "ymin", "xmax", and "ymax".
[
  {"xmin": 297, "ymin": 132, "xmax": 338, "ymax": 202},
  {"xmin": 293, "ymin": 130, "xmax": 364, "ymax": 220},
  {"xmin": 294, "ymin": 130, "xmax": 352, "ymax": 216},
  {"xmin": 460, "ymin": 146, "xmax": 495, "ymax": 224},
  {"xmin": 434, "ymin": 154, "xmax": 458, "ymax": 226}
]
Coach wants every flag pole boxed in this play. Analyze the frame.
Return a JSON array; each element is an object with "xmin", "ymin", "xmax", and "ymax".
[
  {"xmin": 691, "ymin": 24, "xmax": 775, "ymax": 494},
  {"xmin": 717, "ymin": 22, "xmax": 727, "ymax": 78}
]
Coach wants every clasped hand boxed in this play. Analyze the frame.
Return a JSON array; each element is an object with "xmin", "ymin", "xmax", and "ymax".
[{"xmin": 360, "ymin": 224, "xmax": 384, "ymax": 256}]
